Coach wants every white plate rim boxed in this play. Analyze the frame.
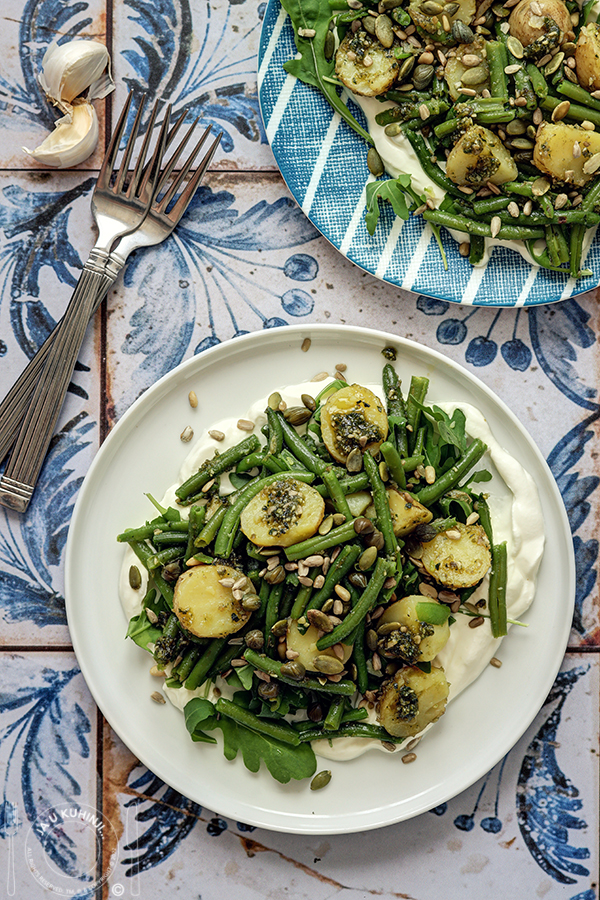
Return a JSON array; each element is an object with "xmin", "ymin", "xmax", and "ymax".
[{"xmin": 65, "ymin": 324, "xmax": 575, "ymax": 834}]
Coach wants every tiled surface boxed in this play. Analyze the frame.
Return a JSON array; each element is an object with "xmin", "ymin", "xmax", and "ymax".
[{"xmin": 0, "ymin": 0, "xmax": 598, "ymax": 897}]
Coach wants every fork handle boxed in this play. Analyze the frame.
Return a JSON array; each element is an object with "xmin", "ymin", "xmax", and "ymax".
[{"xmin": 0, "ymin": 250, "xmax": 124, "ymax": 513}]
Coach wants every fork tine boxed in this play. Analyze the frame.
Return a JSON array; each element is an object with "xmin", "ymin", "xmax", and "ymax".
[
  {"xmin": 126, "ymin": 100, "xmax": 165, "ymax": 198},
  {"xmin": 157, "ymin": 126, "xmax": 216, "ymax": 213},
  {"xmin": 97, "ymin": 90, "xmax": 134, "ymax": 189},
  {"xmin": 163, "ymin": 132, "xmax": 222, "ymax": 223},
  {"xmin": 154, "ymin": 117, "xmax": 206, "ymax": 198},
  {"xmin": 114, "ymin": 94, "xmax": 147, "ymax": 195}
]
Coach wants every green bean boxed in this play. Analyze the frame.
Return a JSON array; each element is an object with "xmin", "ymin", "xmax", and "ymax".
[
  {"xmin": 305, "ymin": 544, "xmax": 362, "ymax": 613},
  {"xmin": 289, "ymin": 568, "xmax": 319, "ymax": 619},
  {"xmin": 554, "ymin": 224, "xmax": 570, "ymax": 264},
  {"xmin": 423, "ymin": 209, "xmax": 546, "ymax": 240},
  {"xmin": 526, "ymin": 63, "xmax": 548, "ymax": 99},
  {"xmin": 405, "ymin": 375, "xmax": 429, "ymax": 455},
  {"xmin": 380, "ymin": 441, "xmax": 406, "ymax": 489},
  {"xmin": 581, "ymin": 178, "xmax": 600, "ymax": 213},
  {"xmin": 471, "ymin": 196, "xmax": 512, "ymax": 216},
  {"xmin": 433, "ymin": 118, "xmax": 462, "ymax": 139},
  {"xmin": 322, "ymin": 469, "xmax": 353, "ymax": 519},
  {"xmin": 284, "ymin": 519, "xmax": 358, "ymax": 561},
  {"xmin": 214, "ymin": 471, "xmax": 315, "ymax": 558},
  {"xmin": 469, "ymin": 234, "xmax": 486, "ymax": 265},
  {"xmin": 486, "ymin": 41, "xmax": 509, "ymax": 102},
  {"xmin": 276, "ymin": 411, "xmax": 329, "ymax": 475},
  {"xmin": 351, "ymin": 618, "xmax": 369, "ymax": 694},
  {"xmin": 215, "ymin": 697, "xmax": 300, "ymax": 746},
  {"xmin": 173, "ymin": 645, "xmax": 203, "ymax": 681},
  {"xmin": 375, "ymin": 97, "xmax": 449, "ymax": 126},
  {"xmin": 545, "ymin": 225, "xmax": 561, "ymax": 266},
  {"xmin": 382, "ymin": 363, "xmax": 408, "ymax": 455},
  {"xmin": 569, "ymin": 223, "xmax": 585, "ymax": 278},
  {"xmin": 176, "ymin": 434, "xmax": 260, "ymax": 500},
  {"xmin": 314, "ymin": 472, "xmax": 369, "ymax": 497},
  {"xmin": 541, "ymin": 95, "xmax": 600, "ymax": 128},
  {"xmin": 184, "ymin": 637, "xmax": 228, "ymax": 690},
  {"xmin": 415, "ymin": 438, "xmax": 488, "ymax": 506},
  {"xmin": 152, "ymin": 532, "xmax": 189, "ymax": 547},
  {"xmin": 503, "ymin": 181, "xmax": 534, "ymax": 198},
  {"xmin": 243, "ymin": 648, "xmax": 356, "ymax": 695},
  {"xmin": 324, "ymin": 696, "xmax": 346, "ymax": 731},
  {"xmin": 363, "ymin": 452, "xmax": 398, "ymax": 557},
  {"xmin": 184, "ymin": 504, "xmax": 206, "ymax": 562},
  {"xmin": 498, "ymin": 209, "xmax": 600, "ymax": 226},
  {"xmin": 475, "ymin": 495, "xmax": 493, "ymax": 544},
  {"xmin": 296, "ymin": 722, "xmax": 405, "ymax": 743},
  {"xmin": 403, "ymin": 128, "xmax": 465, "ymax": 198},
  {"xmin": 265, "ymin": 581, "xmax": 285, "ymax": 653},
  {"xmin": 556, "ymin": 79, "xmax": 600, "ymax": 111},
  {"xmin": 129, "ymin": 540, "xmax": 174, "ymax": 607},
  {"xmin": 266, "ymin": 406, "xmax": 284, "ymax": 455},
  {"xmin": 488, "ymin": 541, "xmax": 508, "ymax": 638},
  {"xmin": 195, "ymin": 504, "xmax": 228, "ymax": 548},
  {"xmin": 317, "ymin": 558, "xmax": 394, "ymax": 650}
]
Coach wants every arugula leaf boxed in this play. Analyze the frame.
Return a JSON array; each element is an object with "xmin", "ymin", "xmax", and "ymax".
[
  {"xmin": 218, "ymin": 716, "xmax": 317, "ymax": 784},
  {"xmin": 281, "ymin": 0, "xmax": 373, "ymax": 144},
  {"xmin": 126, "ymin": 610, "xmax": 162, "ymax": 651},
  {"xmin": 365, "ymin": 176, "xmax": 411, "ymax": 235},
  {"xmin": 464, "ymin": 470, "xmax": 493, "ymax": 485},
  {"xmin": 184, "ymin": 698, "xmax": 218, "ymax": 744}
]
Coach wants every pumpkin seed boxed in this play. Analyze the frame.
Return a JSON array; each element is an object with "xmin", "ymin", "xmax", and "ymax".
[
  {"xmin": 307, "ymin": 609, "xmax": 334, "ymax": 632},
  {"xmin": 362, "ymin": 15, "xmax": 376, "ymax": 34},
  {"xmin": 452, "ymin": 20, "xmax": 474, "ymax": 42},
  {"xmin": 461, "ymin": 65, "xmax": 488, "ymax": 85},
  {"xmin": 358, "ymin": 546, "xmax": 378, "ymax": 570},
  {"xmin": 544, "ymin": 52, "xmax": 564, "ymax": 76},
  {"xmin": 310, "ymin": 770, "xmax": 332, "ymax": 791},
  {"xmin": 264, "ymin": 565, "xmax": 285, "ymax": 584},
  {"xmin": 346, "ymin": 447, "xmax": 364, "ymax": 472},
  {"xmin": 313, "ymin": 655, "xmax": 345, "ymax": 675},
  {"xmin": 284, "ymin": 406, "xmax": 312, "ymax": 425},
  {"xmin": 384, "ymin": 122, "xmax": 402, "ymax": 136},
  {"xmin": 271, "ymin": 618, "xmax": 289, "ymax": 638},
  {"xmin": 421, "ymin": 0, "xmax": 444, "ymax": 12},
  {"xmin": 367, "ymin": 146, "xmax": 385, "ymax": 176},
  {"xmin": 412, "ymin": 63, "xmax": 434, "ymax": 89},
  {"xmin": 324, "ymin": 30, "xmax": 335, "ymax": 61},
  {"xmin": 129, "ymin": 565, "xmax": 142, "ymax": 590},
  {"xmin": 531, "ymin": 176, "xmax": 551, "ymax": 196},
  {"xmin": 301, "ymin": 393, "xmax": 316, "ymax": 411},
  {"xmin": 506, "ymin": 35, "xmax": 524, "ymax": 58},
  {"xmin": 398, "ymin": 55, "xmax": 415, "ymax": 81},
  {"xmin": 506, "ymin": 119, "xmax": 526, "ymax": 134},
  {"xmin": 375, "ymin": 14, "xmax": 394, "ymax": 47},
  {"xmin": 444, "ymin": 1, "xmax": 460, "ymax": 14},
  {"xmin": 377, "ymin": 620, "xmax": 402, "ymax": 635},
  {"xmin": 382, "ymin": 0, "xmax": 403, "ymax": 7},
  {"xmin": 280, "ymin": 659, "xmax": 306, "ymax": 679},
  {"xmin": 319, "ymin": 514, "xmax": 334, "ymax": 535}
]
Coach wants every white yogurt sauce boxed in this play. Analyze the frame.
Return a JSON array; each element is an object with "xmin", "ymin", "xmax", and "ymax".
[
  {"xmin": 119, "ymin": 380, "xmax": 544, "ymax": 761},
  {"xmin": 354, "ymin": 95, "xmax": 597, "ymax": 268}
]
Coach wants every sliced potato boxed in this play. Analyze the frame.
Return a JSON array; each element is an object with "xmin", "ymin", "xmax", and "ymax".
[
  {"xmin": 345, "ymin": 490, "xmax": 372, "ymax": 517},
  {"xmin": 240, "ymin": 477, "xmax": 324, "ymax": 548},
  {"xmin": 576, "ymin": 24, "xmax": 600, "ymax": 91},
  {"xmin": 444, "ymin": 37, "xmax": 491, "ymax": 101},
  {"xmin": 420, "ymin": 521, "xmax": 491, "ymax": 589},
  {"xmin": 335, "ymin": 31, "xmax": 399, "ymax": 98},
  {"xmin": 446, "ymin": 125, "xmax": 518, "ymax": 186},
  {"xmin": 286, "ymin": 619, "xmax": 352, "ymax": 672},
  {"xmin": 508, "ymin": 0, "xmax": 572, "ymax": 48},
  {"xmin": 533, "ymin": 122, "xmax": 600, "ymax": 186},
  {"xmin": 387, "ymin": 488, "xmax": 433, "ymax": 537},
  {"xmin": 377, "ymin": 666, "xmax": 449, "ymax": 738},
  {"xmin": 378, "ymin": 595, "xmax": 451, "ymax": 662},
  {"xmin": 173, "ymin": 563, "xmax": 251, "ymax": 638},
  {"xmin": 321, "ymin": 384, "xmax": 388, "ymax": 464}
]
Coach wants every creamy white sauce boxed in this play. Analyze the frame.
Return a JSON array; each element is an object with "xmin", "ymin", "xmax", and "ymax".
[
  {"xmin": 355, "ymin": 95, "xmax": 597, "ymax": 268},
  {"xmin": 119, "ymin": 380, "xmax": 544, "ymax": 763}
]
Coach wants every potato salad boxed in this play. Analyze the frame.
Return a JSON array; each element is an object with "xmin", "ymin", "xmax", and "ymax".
[
  {"xmin": 118, "ymin": 363, "xmax": 543, "ymax": 785},
  {"xmin": 282, "ymin": 0, "xmax": 600, "ymax": 275}
]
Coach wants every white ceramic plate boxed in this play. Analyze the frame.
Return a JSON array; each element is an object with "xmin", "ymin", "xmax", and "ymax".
[{"xmin": 65, "ymin": 325, "xmax": 575, "ymax": 834}]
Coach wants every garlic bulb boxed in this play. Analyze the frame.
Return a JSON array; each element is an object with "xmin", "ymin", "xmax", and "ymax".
[
  {"xmin": 39, "ymin": 40, "xmax": 114, "ymax": 109},
  {"xmin": 24, "ymin": 99, "xmax": 99, "ymax": 168}
]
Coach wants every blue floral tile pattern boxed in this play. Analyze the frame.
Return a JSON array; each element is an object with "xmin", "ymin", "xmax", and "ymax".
[{"xmin": 258, "ymin": 0, "xmax": 600, "ymax": 306}]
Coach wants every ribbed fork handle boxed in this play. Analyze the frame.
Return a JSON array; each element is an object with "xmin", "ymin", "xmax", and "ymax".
[{"xmin": 0, "ymin": 251, "xmax": 124, "ymax": 513}]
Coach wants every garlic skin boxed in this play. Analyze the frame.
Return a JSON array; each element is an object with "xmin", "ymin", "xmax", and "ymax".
[
  {"xmin": 39, "ymin": 40, "xmax": 114, "ymax": 110},
  {"xmin": 24, "ymin": 99, "xmax": 99, "ymax": 168}
]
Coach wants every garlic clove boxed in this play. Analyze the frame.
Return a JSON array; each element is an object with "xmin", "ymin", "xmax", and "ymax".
[
  {"xmin": 24, "ymin": 99, "xmax": 99, "ymax": 168},
  {"xmin": 39, "ymin": 40, "xmax": 114, "ymax": 106}
]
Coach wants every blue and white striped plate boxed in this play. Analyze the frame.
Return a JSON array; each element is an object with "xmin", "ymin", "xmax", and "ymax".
[{"xmin": 258, "ymin": 0, "xmax": 599, "ymax": 306}]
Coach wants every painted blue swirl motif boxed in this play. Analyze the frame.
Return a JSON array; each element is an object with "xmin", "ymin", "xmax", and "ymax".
[
  {"xmin": 120, "ymin": 0, "xmax": 267, "ymax": 152},
  {"xmin": 0, "ymin": 414, "xmax": 94, "ymax": 628},
  {"xmin": 0, "ymin": 660, "xmax": 92, "ymax": 878},
  {"xmin": 115, "ymin": 185, "xmax": 319, "ymax": 417},
  {"xmin": 430, "ymin": 666, "xmax": 593, "ymax": 898}
]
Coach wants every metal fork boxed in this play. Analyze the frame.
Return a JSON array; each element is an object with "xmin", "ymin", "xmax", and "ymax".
[{"xmin": 0, "ymin": 107, "xmax": 220, "ymax": 513}]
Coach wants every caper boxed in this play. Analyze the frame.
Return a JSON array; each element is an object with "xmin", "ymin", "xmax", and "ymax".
[
  {"xmin": 258, "ymin": 681, "xmax": 279, "ymax": 700},
  {"xmin": 313, "ymin": 655, "xmax": 345, "ymax": 675},
  {"xmin": 284, "ymin": 406, "xmax": 312, "ymax": 426},
  {"xmin": 367, "ymin": 147, "xmax": 385, "ymax": 177},
  {"xmin": 245, "ymin": 629, "xmax": 265, "ymax": 650},
  {"xmin": 241, "ymin": 592, "xmax": 261, "ymax": 611},
  {"xmin": 310, "ymin": 770, "xmax": 332, "ymax": 791},
  {"xmin": 364, "ymin": 530, "xmax": 385, "ymax": 550},
  {"xmin": 129, "ymin": 565, "xmax": 142, "ymax": 590},
  {"xmin": 264, "ymin": 565, "xmax": 285, "ymax": 584},
  {"xmin": 354, "ymin": 516, "xmax": 374, "ymax": 535},
  {"xmin": 280, "ymin": 659, "xmax": 306, "ymax": 679},
  {"xmin": 162, "ymin": 562, "xmax": 180, "ymax": 582},
  {"xmin": 349, "ymin": 571, "xmax": 368, "ymax": 589},
  {"xmin": 412, "ymin": 63, "xmax": 434, "ymax": 90},
  {"xmin": 452, "ymin": 20, "xmax": 474, "ymax": 42}
]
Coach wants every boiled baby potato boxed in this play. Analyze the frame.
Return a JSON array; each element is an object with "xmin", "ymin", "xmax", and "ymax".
[
  {"xmin": 444, "ymin": 37, "xmax": 491, "ymax": 101},
  {"xmin": 377, "ymin": 666, "xmax": 449, "ymax": 738},
  {"xmin": 508, "ymin": 0, "xmax": 572, "ymax": 48},
  {"xmin": 576, "ymin": 24, "xmax": 600, "ymax": 92},
  {"xmin": 321, "ymin": 384, "xmax": 388, "ymax": 464},
  {"xmin": 378, "ymin": 595, "xmax": 451, "ymax": 663},
  {"xmin": 420, "ymin": 521, "xmax": 491, "ymax": 589},
  {"xmin": 533, "ymin": 122, "xmax": 600, "ymax": 186},
  {"xmin": 173, "ymin": 563, "xmax": 251, "ymax": 638},
  {"xmin": 286, "ymin": 619, "xmax": 352, "ymax": 673},
  {"xmin": 240, "ymin": 477, "xmax": 324, "ymax": 547},
  {"xmin": 446, "ymin": 125, "xmax": 518, "ymax": 186},
  {"xmin": 387, "ymin": 488, "xmax": 433, "ymax": 537},
  {"xmin": 335, "ymin": 31, "xmax": 399, "ymax": 98}
]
